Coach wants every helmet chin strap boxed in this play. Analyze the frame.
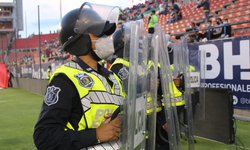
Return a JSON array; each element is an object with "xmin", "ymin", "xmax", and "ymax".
[{"xmin": 89, "ymin": 49, "xmax": 101, "ymax": 61}]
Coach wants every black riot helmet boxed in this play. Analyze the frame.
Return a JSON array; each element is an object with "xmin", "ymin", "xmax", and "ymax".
[
  {"xmin": 58, "ymin": 3, "xmax": 119, "ymax": 56},
  {"xmin": 58, "ymin": 8, "xmax": 89, "ymax": 56},
  {"xmin": 112, "ymin": 28, "xmax": 124, "ymax": 58},
  {"xmin": 112, "ymin": 24, "xmax": 131, "ymax": 59}
]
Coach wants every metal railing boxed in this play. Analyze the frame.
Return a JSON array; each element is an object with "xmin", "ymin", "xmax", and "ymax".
[{"xmin": 170, "ymin": 20, "xmax": 250, "ymax": 37}]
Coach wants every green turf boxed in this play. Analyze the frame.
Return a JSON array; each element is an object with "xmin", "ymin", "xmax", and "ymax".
[
  {"xmin": 0, "ymin": 88, "xmax": 250, "ymax": 150},
  {"xmin": 0, "ymin": 88, "xmax": 42, "ymax": 150},
  {"xmin": 180, "ymin": 120, "xmax": 250, "ymax": 150}
]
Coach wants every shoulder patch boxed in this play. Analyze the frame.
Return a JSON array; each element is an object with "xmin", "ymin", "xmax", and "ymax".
[
  {"xmin": 44, "ymin": 86, "xmax": 61, "ymax": 106},
  {"xmin": 118, "ymin": 67, "xmax": 129, "ymax": 80},
  {"xmin": 75, "ymin": 73, "xmax": 94, "ymax": 88}
]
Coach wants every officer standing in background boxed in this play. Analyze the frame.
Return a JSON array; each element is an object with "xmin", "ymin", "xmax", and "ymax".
[
  {"xmin": 46, "ymin": 65, "xmax": 52, "ymax": 80},
  {"xmin": 33, "ymin": 3, "xmax": 125, "ymax": 150},
  {"xmin": 147, "ymin": 10, "xmax": 158, "ymax": 34},
  {"xmin": 110, "ymin": 28, "xmax": 169, "ymax": 150}
]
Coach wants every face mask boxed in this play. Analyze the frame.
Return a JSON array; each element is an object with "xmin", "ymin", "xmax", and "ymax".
[{"xmin": 94, "ymin": 36, "xmax": 115, "ymax": 60}]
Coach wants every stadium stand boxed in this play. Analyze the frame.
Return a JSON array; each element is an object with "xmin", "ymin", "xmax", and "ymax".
[
  {"xmin": 156, "ymin": 0, "xmax": 250, "ymax": 37},
  {"xmin": 9, "ymin": 33, "xmax": 62, "ymax": 64},
  {"xmin": 5, "ymin": 0, "xmax": 250, "ymax": 66},
  {"xmin": 12, "ymin": 33, "xmax": 58, "ymax": 49},
  {"xmin": 0, "ymin": 2, "xmax": 20, "ymax": 64}
]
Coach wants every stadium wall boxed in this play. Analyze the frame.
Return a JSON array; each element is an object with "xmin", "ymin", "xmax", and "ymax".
[
  {"xmin": 10, "ymin": 61, "xmax": 62, "ymax": 95},
  {"xmin": 12, "ymin": 78, "xmax": 48, "ymax": 96}
]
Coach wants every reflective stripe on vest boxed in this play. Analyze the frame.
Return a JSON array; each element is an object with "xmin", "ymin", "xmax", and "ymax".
[
  {"xmin": 161, "ymin": 96, "xmax": 185, "ymax": 107},
  {"xmin": 80, "ymin": 142, "xmax": 121, "ymax": 150},
  {"xmin": 146, "ymin": 96, "xmax": 162, "ymax": 114}
]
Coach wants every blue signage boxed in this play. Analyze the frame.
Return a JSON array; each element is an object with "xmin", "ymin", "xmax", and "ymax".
[{"xmin": 188, "ymin": 37, "xmax": 250, "ymax": 109}]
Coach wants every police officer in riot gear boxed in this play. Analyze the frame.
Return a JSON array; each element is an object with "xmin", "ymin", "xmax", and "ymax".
[
  {"xmin": 34, "ymin": 3, "xmax": 125, "ymax": 150},
  {"xmin": 110, "ymin": 28, "xmax": 169, "ymax": 150}
]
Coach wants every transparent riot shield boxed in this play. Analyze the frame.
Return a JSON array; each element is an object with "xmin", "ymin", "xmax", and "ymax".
[
  {"xmin": 121, "ymin": 20, "xmax": 149, "ymax": 150},
  {"xmin": 172, "ymin": 38, "xmax": 195, "ymax": 150},
  {"xmin": 154, "ymin": 24, "xmax": 181, "ymax": 150},
  {"xmin": 145, "ymin": 27, "xmax": 159, "ymax": 150},
  {"xmin": 181, "ymin": 37, "xmax": 195, "ymax": 150},
  {"xmin": 188, "ymin": 45, "xmax": 206, "ymax": 121}
]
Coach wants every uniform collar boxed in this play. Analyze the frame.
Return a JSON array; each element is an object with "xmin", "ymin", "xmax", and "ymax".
[
  {"xmin": 75, "ymin": 57, "xmax": 114, "ymax": 78},
  {"xmin": 74, "ymin": 57, "xmax": 93, "ymax": 72}
]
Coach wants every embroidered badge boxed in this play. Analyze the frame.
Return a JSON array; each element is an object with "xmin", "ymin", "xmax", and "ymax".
[
  {"xmin": 118, "ymin": 67, "xmax": 129, "ymax": 80},
  {"xmin": 44, "ymin": 86, "xmax": 61, "ymax": 106},
  {"xmin": 75, "ymin": 73, "xmax": 94, "ymax": 88}
]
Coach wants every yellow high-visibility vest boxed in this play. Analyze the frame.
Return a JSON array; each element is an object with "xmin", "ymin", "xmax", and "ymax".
[
  {"xmin": 50, "ymin": 61, "xmax": 125, "ymax": 149},
  {"xmin": 158, "ymin": 64, "xmax": 185, "ymax": 107}
]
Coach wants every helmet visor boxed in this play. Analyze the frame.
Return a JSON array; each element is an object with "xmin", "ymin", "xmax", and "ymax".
[{"xmin": 74, "ymin": 2, "xmax": 119, "ymax": 36}]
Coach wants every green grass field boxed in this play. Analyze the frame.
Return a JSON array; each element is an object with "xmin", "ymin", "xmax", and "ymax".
[
  {"xmin": 0, "ymin": 88, "xmax": 41, "ymax": 150},
  {"xmin": 0, "ymin": 88, "xmax": 250, "ymax": 150}
]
